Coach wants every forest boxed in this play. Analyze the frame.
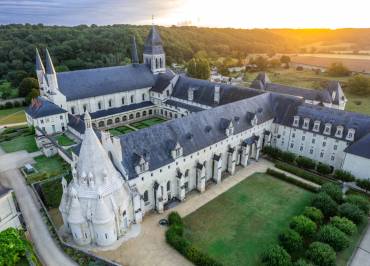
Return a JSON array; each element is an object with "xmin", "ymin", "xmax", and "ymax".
[{"xmin": 2, "ymin": 24, "xmax": 370, "ymax": 90}]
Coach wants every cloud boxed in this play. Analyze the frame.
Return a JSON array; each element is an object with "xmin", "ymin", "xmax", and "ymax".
[{"xmin": 0, "ymin": 0, "xmax": 184, "ymax": 25}]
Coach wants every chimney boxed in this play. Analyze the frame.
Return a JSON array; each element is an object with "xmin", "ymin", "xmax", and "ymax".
[{"xmin": 214, "ymin": 85, "xmax": 220, "ymax": 104}]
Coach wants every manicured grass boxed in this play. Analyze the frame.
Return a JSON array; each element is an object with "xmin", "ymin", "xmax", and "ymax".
[
  {"xmin": 0, "ymin": 134, "xmax": 37, "ymax": 153},
  {"xmin": 27, "ymin": 155, "xmax": 69, "ymax": 183},
  {"xmin": 130, "ymin": 117, "xmax": 166, "ymax": 129},
  {"xmin": 0, "ymin": 107, "xmax": 26, "ymax": 125},
  {"xmin": 55, "ymin": 134, "xmax": 75, "ymax": 146},
  {"xmin": 109, "ymin": 125, "xmax": 135, "ymax": 136},
  {"xmin": 183, "ymin": 173, "xmax": 313, "ymax": 266}
]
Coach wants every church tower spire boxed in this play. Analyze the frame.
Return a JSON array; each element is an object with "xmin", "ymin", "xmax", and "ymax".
[
  {"xmin": 131, "ymin": 36, "xmax": 139, "ymax": 65},
  {"xmin": 35, "ymin": 48, "xmax": 45, "ymax": 88},
  {"xmin": 44, "ymin": 48, "xmax": 58, "ymax": 92},
  {"xmin": 143, "ymin": 24, "xmax": 166, "ymax": 74}
]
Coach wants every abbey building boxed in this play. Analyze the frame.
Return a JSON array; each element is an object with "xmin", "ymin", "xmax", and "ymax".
[{"xmin": 25, "ymin": 25, "xmax": 370, "ymax": 247}]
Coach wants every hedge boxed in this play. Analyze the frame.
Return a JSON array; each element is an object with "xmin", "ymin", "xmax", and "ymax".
[
  {"xmin": 266, "ymin": 168, "xmax": 319, "ymax": 192},
  {"xmin": 275, "ymin": 162, "xmax": 335, "ymax": 186},
  {"xmin": 296, "ymin": 157, "xmax": 316, "ymax": 170},
  {"xmin": 320, "ymin": 183, "xmax": 343, "ymax": 204},
  {"xmin": 316, "ymin": 225, "xmax": 350, "ymax": 252},
  {"xmin": 329, "ymin": 216, "xmax": 357, "ymax": 236},
  {"xmin": 311, "ymin": 192, "xmax": 338, "ymax": 218},
  {"xmin": 306, "ymin": 242, "xmax": 336, "ymax": 266},
  {"xmin": 165, "ymin": 212, "xmax": 222, "ymax": 266},
  {"xmin": 338, "ymin": 203, "xmax": 365, "ymax": 225},
  {"xmin": 316, "ymin": 163, "xmax": 332, "ymax": 175}
]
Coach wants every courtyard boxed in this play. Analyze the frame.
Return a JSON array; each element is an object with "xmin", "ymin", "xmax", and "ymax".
[
  {"xmin": 108, "ymin": 117, "xmax": 167, "ymax": 136},
  {"xmin": 183, "ymin": 173, "xmax": 313, "ymax": 266}
]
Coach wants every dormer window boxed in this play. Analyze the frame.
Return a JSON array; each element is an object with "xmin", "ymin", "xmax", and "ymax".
[
  {"xmin": 135, "ymin": 155, "xmax": 149, "ymax": 174},
  {"xmin": 108, "ymin": 99, "xmax": 113, "ymax": 108},
  {"xmin": 293, "ymin": 116, "xmax": 300, "ymax": 127},
  {"xmin": 171, "ymin": 142, "xmax": 183, "ymax": 159},
  {"xmin": 303, "ymin": 118, "xmax": 310, "ymax": 130},
  {"xmin": 313, "ymin": 121, "xmax": 320, "ymax": 132},
  {"xmin": 335, "ymin": 126, "xmax": 344, "ymax": 138},
  {"xmin": 188, "ymin": 88, "xmax": 195, "ymax": 101},
  {"xmin": 346, "ymin": 128, "xmax": 355, "ymax": 141},
  {"xmin": 225, "ymin": 121, "xmax": 234, "ymax": 136},
  {"xmin": 251, "ymin": 114, "xmax": 258, "ymax": 126},
  {"xmin": 324, "ymin": 123, "xmax": 332, "ymax": 135}
]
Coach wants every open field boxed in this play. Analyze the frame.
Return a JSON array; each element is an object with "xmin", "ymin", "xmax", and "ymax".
[
  {"xmin": 0, "ymin": 107, "xmax": 26, "ymax": 125},
  {"xmin": 183, "ymin": 173, "xmax": 313, "ymax": 266}
]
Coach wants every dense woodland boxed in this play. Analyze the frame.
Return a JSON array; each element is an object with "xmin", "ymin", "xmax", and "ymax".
[{"xmin": 2, "ymin": 24, "xmax": 370, "ymax": 88}]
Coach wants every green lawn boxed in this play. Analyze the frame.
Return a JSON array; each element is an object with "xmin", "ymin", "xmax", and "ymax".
[
  {"xmin": 55, "ymin": 134, "xmax": 75, "ymax": 146},
  {"xmin": 109, "ymin": 125, "xmax": 135, "ymax": 136},
  {"xmin": 27, "ymin": 155, "xmax": 69, "ymax": 183},
  {"xmin": 0, "ymin": 134, "xmax": 38, "ymax": 153},
  {"xmin": 183, "ymin": 173, "xmax": 313, "ymax": 266},
  {"xmin": 130, "ymin": 117, "xmax": 166, "ymax": 129},
  {"xmin": 0, "ymin": 107, "xmax": 26, "ymax": 125}
]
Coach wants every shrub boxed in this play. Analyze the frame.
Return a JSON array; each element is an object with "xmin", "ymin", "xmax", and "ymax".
[
  {"xmin": 13, "ymin": 101, "xmax": 20, "ymax": 107},
  {"xmin": 278, "ymin": 229, "xmax": 303, "ymax": 253},
  {"xmin": 316, "ymin": 163, "xmax": 332, "ymax": 175},
  {"xmin": 334, "ymin": 170, "xmax": 355, "ymax": 183},
  {"xmin": 296, "ymin": 156, "xmax": 316, "ymax": 170},
  {"xmin": 303, "ymin": 207, "xmax": 324, "ymax": 225},
  {"xmin": 346, "ymin": 194, "xmax": 370, "ymax": 214},
  {"xmin": 280, "ymin": 151, "xmax": 296, "ymax": 163},
  {"xmin": 185, "ymin": 246, "xmax": 222, "ymax": 266},
  {"xmin": 168, "ymin": 212, "xmax": 183, "ymax": 227},
  {"xmin": 289, "ymin": 215, "xmax": 317, "ymax": 239},
  {"xmin": 275, "ymin": 162, "xmax": 330, "ymax": 185},
  {"xmin": 293, "ymin": 259, "xmax": 314, "ymax": 266},
  {"xmin": 320, "ymin": 183, "xmax": 343, "ymax": 203},
  {"xmin": 165, "ymin": 226, "xmax": 189, "ymax": 255},
  {"xmin": 338, "ymin": 203, "xmax": 365, "ymax": 225},
  {"xmin": 356, "ymin": 179, "xmax": 370, "ymax": 192},
  {"xmin": 317, "ymin": 225, "xmax": 349, "ymax": 251},
  {"xmin": 263, "ymin": 146, "xmax": 282, "ymax": 159},
  {"xmin": 306, "ymin": 242, "xmax": 336, "ymax": 266},
  {"xmin": 266, "ymin": 169, "xmax": 319, "ymax": 192},
  {"xmin": 330, "ymin": 216, "xmax": 357, "ymax": 236},
  {"xmin": 311, "ymin": 192, "xmax": 338, "ymax": 218},
  {"xmin": 5, "ymin": 101, "xmax": 13, "ymax": 108},
  {"xmin": 261, "ymin": 245, "xmax": 292, "ymax": 266}
]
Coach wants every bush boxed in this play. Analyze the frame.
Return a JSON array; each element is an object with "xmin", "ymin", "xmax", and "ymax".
[
  {"xmin": 311, "ymin": 192, "xmax": 338, "ymax": 218},
  {"xmin": 306, "ymin": 242, "xmax": 336, "ymax": 266},
  {"xmin": 165, "ymin": 226, "xmax": 189, "ymax": 255},
  {"xmin": 168, "ymin": 212, "xmax": 183, "ymax": 227},
  {"xmin": 327, "ymin": 62, "xmax": 351, "ymax": 77},
  {"xmin": 263, "ymin": 146, "xmax": 282, "ymax": 159},
  {"xmin": 317, "ymin": 225, "xmax": 349, "ymax": 251},
  {"xmin": 320, "ymin": 183, "xmax": 343, "ymax": 203},
  {"xmin": 278, "ymin": 229, "xmax": 303, "ymax": 253},
  {"xmin": 316, "ymin": 163, "xmax": 332, "ymax": 175},
  {"xmin": 280, "ymin": 151, "xmax": 296, "ymax": 163},
  {"xmin": 330, "ymin": 216, "xmax": 357, "ymax": 236},
  {"xmin": 303, "ymin": 207, "xmax": 324, "ymax": 225},
  {"xmin": 275, "ymin": 162, "xmax": 331, "ymax": 185},
  {"xmin": 289, "ymin": 215, "xmax": 317, "ymax": 239},
  {"xmin": 13, "ymin": 101, "xmax": 20, "ymax": 107},
  {"xmin": 346, "ymin": 194, "xmax": 370, "ymax": 214},
  {"xmin": 293, "ymin": 259, "xmax": 313, "ymax": 266},
  {"xmin": 266, "ymin": 169, "xmax": 319, "ymax": 192},
  {"xmin": 5, "ymin": 101, "xmax": 13, "ymax": 108},
  {"xmin": 261, "ymin": 245, "xmax": 292, "ymax": 266},
  {"xmin": 356, "ymin": 179, "xmax": 370, "ymax": 192},
  {"xmin": 296, "ymin": 156, "xmax": 316, "ymax": 170},
  {"xmin": 338, "ymin": 203, "xmax": 365, "ymax": 225},
  {"xmin": 334, "ymin": 170, "xmax": 355, "ymax": 183},
  {"xmin": 185, "ymin": 246, "xmax": 222, "ymax": 266}
]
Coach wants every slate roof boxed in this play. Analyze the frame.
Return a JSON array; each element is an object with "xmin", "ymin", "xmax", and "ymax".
[
  {"xmin": 118, "ymin": 93, "xmax": 274, "ymax": 179},
  {"xmin": 68, "ymin": 113, "xmax": 86, "ymax": 134},
  {"xmin": 164, "ymin": 100, "xmax": 206, "ymax": 113},
  {"xmin": 26, "ymin": 97, "xmax": 67, "ymax": 119},
  {"xmin": 57, "ymin": 64, "xmax": 156, "ymax": 101},
  {"xmin": 87, "ymin": 102, "xmax": 154, "ymax": 120},
  {"xmin": 345, "ymin": 133, "xmax": 370, "ymax": 159},
  {"xmin": 150, "ymin": 70, "xmax": 175, "ymax": 93},
  {"xmin": 144, "ymin": 25, "xmax": 164, "ymax": 54},
  {"xmin": 326, "ymin": 81, "xmax": 346, "ymax": 104},
  {"xmin": 172, "ymin": 76, "xmax": 263, "ymax": 107}
]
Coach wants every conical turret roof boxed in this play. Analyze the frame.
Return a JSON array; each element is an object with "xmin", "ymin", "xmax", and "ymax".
[
  {"xmin": 67, "ymin": 188, "xmax": 86, "ymax": 224},
  {"xmin": 93, "ymin": 195, "xmax": 114, "ymax": 224}
]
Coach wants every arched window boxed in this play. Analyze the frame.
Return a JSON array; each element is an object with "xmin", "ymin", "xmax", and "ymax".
[
  {"xmin": 149, "ymin": 110, "xmax": 153, "ymax": 115},
  {"xmin": 107, "ymin": 119, "xmax": 113, "ymax": 125},
  {"xmin": 142, "ymin": 93, "xmax": 145, "ymax": 101},
  {"xmin": 71, "ymin": 106, "xmax": 75, "ymax": 114},
  {"xmin": 108, "ymin": 99, "xmax": 113, "ymax": 107},
  {"xmin": 167, "ymin": 181, "xmax": 170, "ymax": 191},
  {"xmin": 121, "ymin": 97, "xmax": 125, "ymax": 105},
  {"xmin": 131, "ymin": 95, "xmax": 134, "ymax": 103},
  {"xmin": 92, "ymin": 123, "xmax": 96, "ymax": 128},
  {"xmin": 136, "ymin": 112, "xmax": 141, "ymax": 118},
  {"xmin": 166, "ymin": 90, "xmax": 169, "ymax": 96},
  {"xmin": 115, "ymin": 117, "xmax": 120, "ymax": 123},
  {"xmin": 169, "ymin": 113, "xmax": 173, "ymax": 118},
  {"xmin": 156, "ymin": 58, "xmax": 159, "ymax": 69},
  {"xmin": 83, "ymin": 104, "xmax": 87, "ymax": 112},
  {"xmin": 129, "ymin": 114, "xmax": 134, "ymax": 120},
  {"xmin": 143, "ymin": 190, "xmax": 149, "ymax": 202},
  {"xmin": 98, "ymin": 121, "xmax": 105, "ymax": 127},
  {"xmin": 160, "ymin": 58, "xmax": 163, "ymax": 68},
  {"xmin": 143, "ymin": 111, "xmax": 147, "ymax": 116},
  {"xmin": 122, "ymin": 116, "xmax": 127, "ymax": 121}
]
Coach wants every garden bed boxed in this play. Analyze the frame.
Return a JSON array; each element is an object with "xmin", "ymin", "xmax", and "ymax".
[{"xmin": 130, "ymin": 117, "xmax": 166, "ymax": 129}]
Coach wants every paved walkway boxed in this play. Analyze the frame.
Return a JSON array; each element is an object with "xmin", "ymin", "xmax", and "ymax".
[
  {"xmin": 95, "ymin": 159, "xmax": 274, "ymax": 266},
  {"xmin": 350, "ymin": 221, "xmax": 370, "ymax": 266}
]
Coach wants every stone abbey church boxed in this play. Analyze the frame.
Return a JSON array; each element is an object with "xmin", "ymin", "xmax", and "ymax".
[{"xmin": 26, "ymin": 25, "xmax": 370, "ymax": 247}]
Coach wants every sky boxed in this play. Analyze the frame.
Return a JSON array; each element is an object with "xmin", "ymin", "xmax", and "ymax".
[{"xmin": 0, "ymin": 0, "xmax": 369, "ymax": 28}]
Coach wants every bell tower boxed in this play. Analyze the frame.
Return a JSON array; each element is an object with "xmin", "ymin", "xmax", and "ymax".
[{"xmin": 143, "ymin": 23, "xmax": 166, "ymax": 74}]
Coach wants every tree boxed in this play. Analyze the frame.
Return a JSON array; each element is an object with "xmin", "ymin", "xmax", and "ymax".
[
  {"xmin": 18, "ymin": 77, "xmax": 39, "ymax": 97},
  {"xmin": 293, "ymin": 259, "xmax": 314, "ymax": 266},
  {"xmin": 327, "ymin": 62, "xmax": 351, "ymax": 77},
  {"xmin": 311, "ymin": 192, "xmax": 338, "ymax": 218},
  {"xmin": 25, "ymin": 88, "xmax": 40, "ymax": 104},
  {"xmin": 250, "ymin": 56, "xmax": 269, "ymax": 71},
  {"xmin": 334, "ymin": 170, "xmax": 355, "ymax": 183},
  {"xmin": 168, "ymin": 212, "xmax": 183, "ymax": 227},
  {"xmin": 320, "ymin": 183, "xmax": 343, "ymax": 204},
  {"xmin": 0, "ymin": 228, "xmax": 31, "ymax": 266},
  {"xmin": 303, "ymin": 206, "xmax": 324, "ymax": 225},
  {"xmin": 280, "ymin": 55, "xmax": 291, "ymax": 66},
  {"xmin": 317, "ymin": 225, "xmax": 350, "ymax": 251},
  {"xmin": 356, "ymin": 179, "xmax": 370, "ymax": 193},
  {"xmin": 289, "ymin": 215, "xmax": 317, "ymax": 239},
  {"xmin": 261, "ymin": 245, "xmax": 292, "ymax": 266},
  {"xmin": 187, "ymin": 58, "xmax": 210, "ymax": 80},
  {"xmin": 346, "ymin": 194, "xmax": 370, "ymax": 214},
  {"xmin": 338, "ymin": 203, "xmax": 365, "ymax": 225},
  {"xmin": 347, "ymin": 75, "xmax": 370, "ymax": 96},
  {"xmin": 330, "ymin": 216, "xmax": 357, "ymax": 236},
  {"xmin": 306, "ymin": 242, "xmax": 336, "ymax": 266},
  {"xmin": 278, "ymin": 229, "xmax": 303, "ymax": 253}
]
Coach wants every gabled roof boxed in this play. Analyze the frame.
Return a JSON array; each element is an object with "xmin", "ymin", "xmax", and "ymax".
[
  {"xmin": 26, "ymin": 97, "xmax": 67, "ymax": 119},
  {"xmin": 326, "ymin": 81, "xmax": 346, "ymax": 104},
  {"xmin": 144, "ymin": 25, "xmax": 164, "ymax": 54},
  {"xmin": 150, "ymin": 70, "xmax": 175, "ymax": 93},
  {"xmin": 345, "ymin": 133, "xmax": 370, "ymax": 159},
  {"xmin": 164, "ymin": 100, "xmax": 205, "ymax": 113},
  {"xmin": 57, "ymin": 64, "xmax": 155, "ymax": 101}
]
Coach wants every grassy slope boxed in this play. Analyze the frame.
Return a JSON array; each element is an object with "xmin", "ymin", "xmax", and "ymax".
[
  {"xmin": 0, "ymin": 107, "xmax": 26, "ymax": 125},
  {"xmin": 183, "ymin": 173, "xmax": 313, "ymax": 266}
]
